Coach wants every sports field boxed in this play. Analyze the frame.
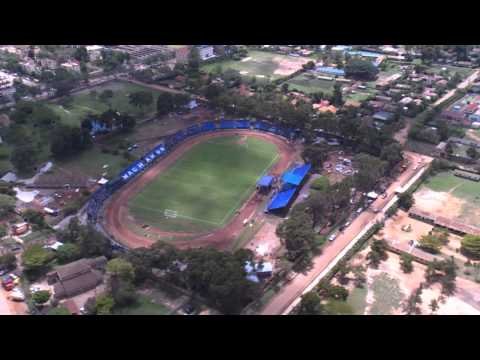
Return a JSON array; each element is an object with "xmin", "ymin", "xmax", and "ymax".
[
  {"xmin": 414, "ymin": 171, "xmax": 480, "ymax": 226},
  {"xmin": 45, "ymin": 81, "xmax": 162, "ymax": 127},
  {"xmin": 128, "ymin": 135, "xmax": 279, "ymax": 233},
  {"xmin": 201, "ymin": 50, "xmax": 310, "ymax": 81},
  {"xmin": 285, "ymin": 73, "xmax": 339, "ymax": 94}
]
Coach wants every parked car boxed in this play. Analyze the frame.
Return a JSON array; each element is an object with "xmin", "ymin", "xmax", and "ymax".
[
  {"xmin": 356, "ymin": 207, "xmax": 363, "ymax": 214},
  {"xmin": 182, "ymin": 304, "xmax": 195, "ymax": 315},
  {"xmin": 328, "ymin": 232, "xmax": 338, "ymax": 242}
]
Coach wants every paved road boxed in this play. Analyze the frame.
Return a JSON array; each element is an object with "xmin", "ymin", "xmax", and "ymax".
[{"xmin": 259, "ymin": 151, "xmax": 433, "ymax": 315}]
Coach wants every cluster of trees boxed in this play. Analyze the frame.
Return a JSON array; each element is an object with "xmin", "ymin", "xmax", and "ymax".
[
  {"xmin": 156, "ymin": 92, "xmax": 191, "ymax": 116},
  {"xmin": 461, "ymin": 235, "xmax": 480, "ymax": 260},
  {"xmin": 344, "ymin": 58, "xmax": 379, "ymax": 81},
  {"xmin": 129, "ymin": 91, "xmax": 154, "ymax": 110},
  {"xmin": 366, "ymin": 239, "xmax": 389, "ymax": 268},
  {"xmin": 418, "ymin": 228, "xmax": 449, "ymax": 254},
  {"xmin": 57, "ymin": 218, "xmax": 112, "ymax": 261},
  {"xmin": 297, "ymin": 282, "xmax": 354, "ymax": 315},
  {"xmin": 105, "ymin": 242, "xmax": 264, "ymax": 314},
  {"xmin": 50, "ymin": 125, "xmax": 92, "ymax": 159},
  {"xmin": 0, "ymin": 193, "xmax": 16, "ymax": 219},
  {"xmin": 80, "ymin": 109, "xmax": 136, "ymax": 136},
  {"xmin": 425, "ymin": 257, "xmax": 457, "ymax": 296},
  {"xmin": 100, "ymin": 50, "xmax": 129, "ymax": 73}
]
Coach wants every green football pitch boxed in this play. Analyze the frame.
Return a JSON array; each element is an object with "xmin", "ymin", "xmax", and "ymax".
[{"xmin": 128, "ymin": 135, "xmax": 279, "ymax": 233}]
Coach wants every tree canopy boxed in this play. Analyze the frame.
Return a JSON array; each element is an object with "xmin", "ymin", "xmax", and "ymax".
[
  {"xmin": 345, "ymin": 58, "xmax": 379, "ymax": 81},
  {"xmin": 461, "ymin": 235, "xmax": 480, "ymax": 260}
]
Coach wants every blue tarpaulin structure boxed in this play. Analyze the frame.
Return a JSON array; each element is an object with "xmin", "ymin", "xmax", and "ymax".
[
  {"xmin": 257, "ymin": 175, "xmax": 274, "ymax": 188},
  {"xmin": 314, "ymin": 66, "xmax": 345, "ymax": 77},
  {"xmin": 281, "ymin": 164, "xmax": 312, "ymax": 186},
  {"xmin": 267, "ymin": 188, "xmax": 297, "ymax": 211}
]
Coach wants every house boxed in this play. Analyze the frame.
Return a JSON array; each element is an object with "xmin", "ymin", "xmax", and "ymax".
[
  {"xmin": 61, "ymin": 60, "xmax": 81, "ymax": 73},
  {"xmin": 368, "ymin": 100, "xmax": 385, "ymax": 110},
  {"xmin": 344, "ymin": 100, "xmax": 361, "ymax": 108},
  {"xmin": 313, "ymin": 100, "xmax": 337, "ymax": 114},
  {"xmin": 85, "ymin": 45, "xmax": 104, "ymax": 61},
  {"xmin": 174, "ymin": 46, "xmax": 190, "ymax": 63},
  {"xmin": 373, "ymin": 111, "xmax": 395, "ymax": 123},
  {"xmin": 47, "ymin": 257, "xmax": 107, "ymax": 300},
  {"xmin": 11, "ymin": 222, "xmax": 29, "ymax": 236},
  {"xmin": 38, "ymin": 58, "xmax": 57, "ymax": 70},
  {"xmin": 20, "ymin": 60, "xmax": 40, "ymax": 75},
  {"xmin": 244, "ymin": 261, "xmax": 274, "ymax": 283},
  {"xmin": 399, "ymin": 96, "xmax": 413, "ymax": 105},
  {"xmin": 1, "ymin": 171, "xmax": 16, "ymax": 183},
  {"xmin": 196, "ymin": 45, "xmax": 215, "ymax": 61}
]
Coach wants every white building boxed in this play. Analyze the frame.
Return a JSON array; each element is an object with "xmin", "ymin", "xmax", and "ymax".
[
  {"xmin": 61, "ymin": 60, "xmax": 81, "ymax": 73},
  {"xmin": 0, "ymin": 71, "xmax": 15, "ymax": 90},
  {"xmin": 86, "ymin": 45, "xmax": 104, "ymax": 62},
  {"xmin": 196, "ymin": 45, "xmax": 215, "ymax": 61}
]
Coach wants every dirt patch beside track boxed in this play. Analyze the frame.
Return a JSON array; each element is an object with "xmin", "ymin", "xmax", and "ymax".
[{"xmin": 103, "ymin": 130, "xmax": 298, "ymax": 250}]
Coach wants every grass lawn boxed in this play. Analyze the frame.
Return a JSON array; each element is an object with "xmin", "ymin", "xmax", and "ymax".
[
  {"xmin": 285, "ymin": 73, "xmax": 338, "ymax": 95},
  {"xmin": 129, "ymin": 135, "xmax": 278, "ymax": 233},
  {"xmin": 423, "ymin": 171, "xmax": 480, "ymax": 201},
  {"xmin": 369, "ymin": 272, "xmax": 404, "ymax": 315},
  {"xmin": 346, "ymin": 286, "xmax": 368, "ymax": 315},
  {"xmin": 201, "ymin": 50, "xmax": 309, "ymax": 81},
  {"xmin": 114, "ymin": 296, "xmax": 171, "ymax": 315},
  {"xmin": 428, "ymin": 65, "xmax": 474, "ymax": 78},
  {"xmin": 46, "ymin": 81, "xmax": 163, "ymax": 127}
]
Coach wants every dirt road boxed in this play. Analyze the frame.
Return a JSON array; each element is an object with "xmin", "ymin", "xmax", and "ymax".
[
  {"xmin": 259, "ymin": 151, "xmax": 433, "ymax": 315},
  {"xmin": 433, "ymin": 70, "xmax": 479, "ymax": 107}
]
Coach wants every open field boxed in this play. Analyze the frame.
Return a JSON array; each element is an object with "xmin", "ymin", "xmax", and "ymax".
[
  {"xmin": 285, "ymin": 73, "xmax": 338, "ymax": 94},
  {"xmin": 114, "ymin": 295, "xmax": 171, "ymax": 315},
  {"xmin": 429, "ymin": 65, "xmax": 475, "ymax": 78},
  {"xmin": 414, "ymin": 171, "xmax": 480, "ymax": 226},
  {"xmin": 201, "ymin": 50, "xmax": 310, "ymax": 81},
  {"xmin": 128, "ymin": 135, "xmax": 279, "ymax": 233},
  {"xmin": 46, "ymin": 81, "xmax": 163, "ymax": 127},
  {"xmin": 346, "ymin": 248, "xmax": 480, "ymax": 315}
]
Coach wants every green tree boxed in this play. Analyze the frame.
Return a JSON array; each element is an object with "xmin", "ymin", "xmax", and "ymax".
[
  {"xmin": 32, "ymin": 290, "xmax": 51, "ymax": 305},
  {"xmin": 403, "ymin": 286, "xmax": 423, "ymax": 315},
  {"xmin": 276, "ymin": 210, "xmax": 316, "ymax": 262},
  {"xmin": 398, "ymin": 192, "xmax": 414, "ymax": 210},
  {"xmin": 95, "ymin": 294, "xmax": 115, "ymax": 315},
  {"xmin": 298, "ymin": 292, "xmax": 324, "ymax": 315},
  {"xmin": 380, "ymin": 142, "xmax": 403, "ymax": 172},
  {"xmin": 11, "ymin": 142, "xmax": 38, "ymax": 173},
  {"xmin": 353, "ymin": 153, "xmax": 387, "ymax": 191},
  {"xmin": 22, "ymin": 244, "xmax": 54, "ymax": 276},
  {"xmin": 310, "ymin": 176, "xmax": 330, "ymax": 192},
  {"xmin": 73, "ymin": 47, "xmax": 89, "ymax": 63},
  {"xmin": 56, "ymin": 243, "xmax": 82, "ymax": 264},
  {"xmin": 128, "ymin": 91, "xmax": 153, "ymax": 109},
  {"xmin": 400, "ymin": 253, "xmax": 414, "ymax": 273},
  {"xmin": 187, "ymin": 47, "xmax": 201, "ymax": 74},
  {"xmin": 99, "ymin": 89, "xmax": 114, "ymax": 104},
  {"xmin": 345, "ymin": 58, "xmax": 379, "ymax": 81},
  {"xmin": 331, "ymin": 82, "xmax": 343, "ymax": 107},
  {"xmin": 461, "ymin": 235, "xmax": 480, "ymax": 260},
  {"xmin": 0, "ymin": 193, "xmax": 15, "ymax": 219},
  {"xmin": 429, "ymin": 299, "xmax": 439, "ymax": 314},
  {"xmin": 0, "ymin": 252, "xmax": 16, "ymax": 270},
  {"xmin": 23, "ymin": 209, "xmax": 47, "ymax": 229},
  {"xmin": 367, "ymin": 239, "xmax": 388, "ymax": 268},
  {"xmin": 156, "ymin": 92, "xmax": 175, "ymax": 115},
  {"xmin": 418, "ymin": 231, "xmax": 447, "ymax": 254},
  {"xmin": 106, "ymin": 258, "xmax": 135, "ymax": 283},
  {"xmin": 467, "ymin": 146, "xmax": 479, "ymax": 160}
]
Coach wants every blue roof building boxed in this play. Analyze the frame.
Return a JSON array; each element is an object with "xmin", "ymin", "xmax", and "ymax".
[{"xmin": 314, "ymin": 66, "xmax": 345, "ymax": 77}]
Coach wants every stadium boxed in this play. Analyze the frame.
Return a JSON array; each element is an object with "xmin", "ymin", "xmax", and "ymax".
[{"xmin": 87, "ymin": 119, "xmax": 310, "ymax": 250}]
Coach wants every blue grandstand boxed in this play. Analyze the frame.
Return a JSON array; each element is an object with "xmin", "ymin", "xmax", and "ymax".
[
  {"xmin": 314, "ymin": 66, "xmax": 345, "ymax": 77},
  {"xmin": 266, "ymin": 163, "xmax": 311, "ymax": 213}
]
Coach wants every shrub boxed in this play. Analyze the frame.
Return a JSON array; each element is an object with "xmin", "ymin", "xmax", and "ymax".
[
  {"xmin": 32, "ymin": 290, "xmax": 51, "ymax": 305},
  {"xmin": 310, "ymin": 176, "xmax": 330, "ymax": 192}
]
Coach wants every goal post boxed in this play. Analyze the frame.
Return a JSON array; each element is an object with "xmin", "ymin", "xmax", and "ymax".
[{"xmin": 164, "ymin": 209, "xmax": 178, "ymax": 218}]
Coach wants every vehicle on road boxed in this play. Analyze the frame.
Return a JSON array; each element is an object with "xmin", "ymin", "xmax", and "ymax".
[
  {"xmin": 356, "ymin": 207, "xmax": 363, "ymax": 214},
  {"xmin": 328, "ymin": 232, "xmax": 338, "ymax": 241}
]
